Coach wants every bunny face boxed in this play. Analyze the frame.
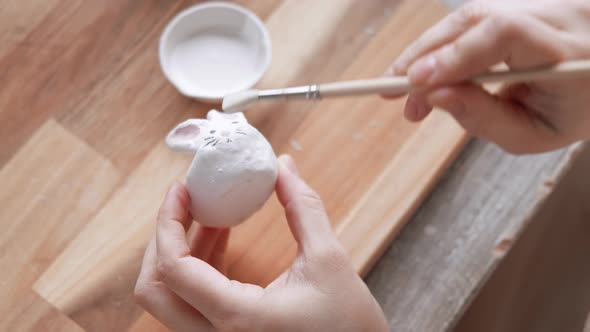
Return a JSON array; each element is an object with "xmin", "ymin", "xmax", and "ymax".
[
  {"xmin": 166, "ymin": 110, "xmax": 277, "ymax": 228},
  {"xmin": 166, "ymin": 110, "xmax": 250, "ymax": 153}
]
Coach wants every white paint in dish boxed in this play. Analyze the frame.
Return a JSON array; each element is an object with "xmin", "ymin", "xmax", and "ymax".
[
  {"xmin": 170, "ymin": 30, "xmax": 264, "ymax": 96},
  {"xmin": 159, "ymin": 2, "xmax": 272, "ymax": 102},
  {"xmin": 166, "ymin": 110, "xmax": 278, "ymax": 228}
]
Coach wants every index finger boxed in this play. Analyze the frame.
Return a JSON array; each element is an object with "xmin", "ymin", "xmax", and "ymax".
[
  {"xmin": 393, "ymin": 2, "xmax": 486, "ymax": 74},
  {"xmin": 407, "ymin": 14, "xmax": 566, "ymax": 87}
]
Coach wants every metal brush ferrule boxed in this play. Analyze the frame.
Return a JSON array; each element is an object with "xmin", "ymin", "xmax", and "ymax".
[
  {"xmin": 306, "ymin": 85, "xmax": 321, "ymax": 99},
  {"xmin": 258, "ymin": 85, "xmax": 321, "ymax": 101}
]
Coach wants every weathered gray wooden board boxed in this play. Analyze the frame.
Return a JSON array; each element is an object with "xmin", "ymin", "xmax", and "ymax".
[
  {"xmin": 365, "ymin": 139, "xmax": 585, "ymax": 331},
  {"xmin": 454, "ymin": 143, "xmax": 590, "ymax": 332}
]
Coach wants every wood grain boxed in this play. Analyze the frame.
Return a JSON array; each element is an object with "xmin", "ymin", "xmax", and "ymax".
[
  {"xmin": 227, "ymin": 0, "xmax": 459, "ymax": 284},
  {"xmin": 0, "ymin": 0, "xmax": 59, "ymax": 59},
  {"xmin": 454, "ymin": 146, "xmax": 590, "ymax": 332},
  {"xmin": 365, "ymin": 141, "xmax": 586, "ymax": 332},
  {"xmin": 0, "ymin": 1, "xmax": 474, "ymax": 331},
  {"xmin": 0, "ymin": 119, "xmax": 120, "ymax": 332},
  {"xmin": 0, "ymin": 0, "xmax": 183, "ymax": 168},
  {"xmin": 5, "ymin": 1, "xmax": 584, "ymax": 331},
  {"xmin": 338, "ymin": 111, "xmax": 467, "ymax": 275},
  {"xmin": 1, "ymin": 292, "xmax": 83, "ymax": 332},
  {"xmin": 34, "ymin": 142, "xmax": 190, "ymax": 331},
  {"xmin": 247, "ymin": 0, "xmax": 405, "ymax": 147}
]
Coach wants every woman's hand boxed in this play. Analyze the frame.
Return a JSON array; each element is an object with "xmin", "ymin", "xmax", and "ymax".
[
  {"xmin": 386, "ymin": 0, "xmax": 590, "ymax": 154},
  {"xmin": 134, "ymin": 155, "xmax": 389, "ymax": 332}
]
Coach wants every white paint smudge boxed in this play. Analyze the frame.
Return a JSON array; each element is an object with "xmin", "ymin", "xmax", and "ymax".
[{"xmin": 289, "ymin": 139, "xmax": 303, "ymax": 152}]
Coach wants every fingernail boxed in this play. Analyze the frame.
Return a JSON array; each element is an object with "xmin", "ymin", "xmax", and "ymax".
[
  {"xmin": 279, "ymin": 154, "xmax": 299, "ymax": 175},
  {"xmin": 408, "ymin": 56, "xmax": 436, "ymax": 85}
]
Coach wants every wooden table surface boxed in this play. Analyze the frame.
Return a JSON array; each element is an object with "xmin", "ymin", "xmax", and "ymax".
[
  {"xmin": 367, "ymin": 139, "xmax": 585, "ymax": 331},
  {"xmin": 0, "ymin": 0, "xmax": 465, "ymax": 331},
  {"xmin": 2, "ymin": 0, "xmax": 582, "ymax": 331}
]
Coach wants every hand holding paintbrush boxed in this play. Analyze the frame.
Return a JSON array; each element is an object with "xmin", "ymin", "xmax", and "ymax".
[
  {"xmin": 224, "ymin": 0, "xmax": 590, "ymax": 155},
  {"xmin": 223, "ymin": 60, "xmax": 590, "ymax": 113}
]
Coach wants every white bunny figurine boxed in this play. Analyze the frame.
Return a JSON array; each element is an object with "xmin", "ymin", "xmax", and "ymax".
[{"xmin": 166, "ymin": 110, "xmax": 278, "ymax": 228}]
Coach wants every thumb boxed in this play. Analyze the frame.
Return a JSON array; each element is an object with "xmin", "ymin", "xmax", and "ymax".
[
  {"xmin": 275, "ymin": 154, "xmax": 339, "ymax": 256},
  {"xmin": 426, "ymin": 84, "xmax": 556, "ymax": 154}
]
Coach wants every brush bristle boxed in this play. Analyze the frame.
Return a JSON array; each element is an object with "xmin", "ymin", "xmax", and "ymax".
[{"xmin": 222, "ymin": 90, "xmax": 259, "ymax": 113}]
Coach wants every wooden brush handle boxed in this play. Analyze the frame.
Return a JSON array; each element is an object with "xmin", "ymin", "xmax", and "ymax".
[
  {"xmin": 473, "ymin": 60, "xmax": 590, "ymax": 84},
  {"xmin": 320, "ymin": 76, "xmax": 410, "ymax": 97},
  {"xmin": 319, "ymin": 59, "xmax": 590, "ymax": 97}
]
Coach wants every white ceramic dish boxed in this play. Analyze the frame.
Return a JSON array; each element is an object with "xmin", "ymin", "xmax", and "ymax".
[{"xmin": 159, "ymin": 2, "xmax": 272, "ymax": 103}]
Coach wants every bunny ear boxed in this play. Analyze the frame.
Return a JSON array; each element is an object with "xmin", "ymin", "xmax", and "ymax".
[{"xmin": 166, "ymin": 119, "xmax": 207, "ymax": 153}]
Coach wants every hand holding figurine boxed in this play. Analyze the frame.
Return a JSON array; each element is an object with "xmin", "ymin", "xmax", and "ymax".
[{"xmin": 135, "ymin": 155, "xmax": 389, "ymax": 332}]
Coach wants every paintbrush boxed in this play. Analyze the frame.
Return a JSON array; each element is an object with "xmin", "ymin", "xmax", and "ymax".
[{"xmin": 222, "ymin": 59, "xmax": 590, "ymax": 113}]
